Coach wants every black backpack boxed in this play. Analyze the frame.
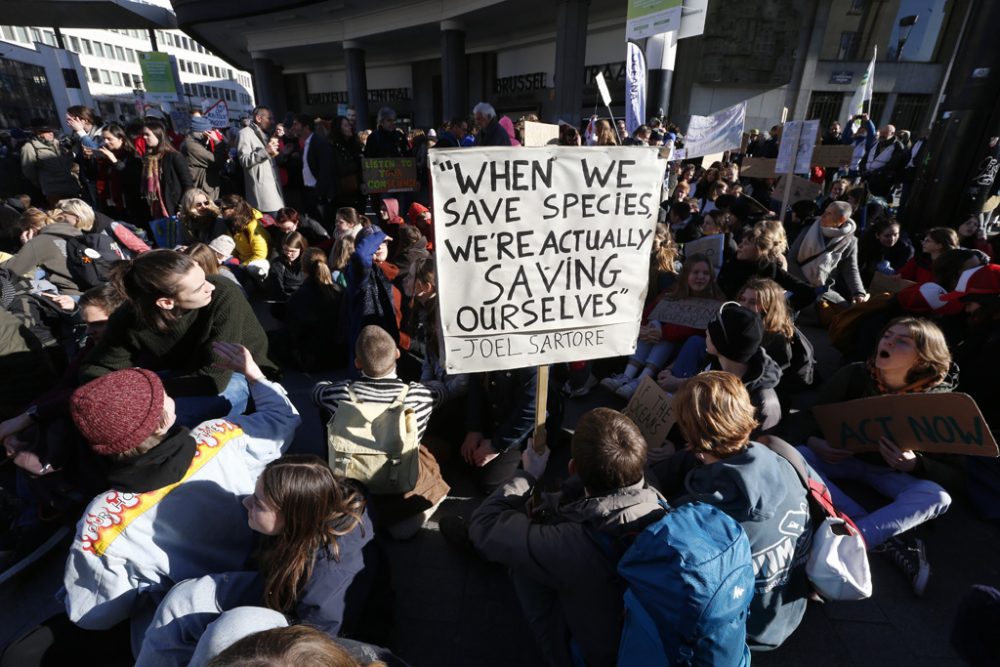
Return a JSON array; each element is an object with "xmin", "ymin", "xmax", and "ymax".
[{"xmin": 65, "ymin": 231, "xmax": 128, "ymax": 290}]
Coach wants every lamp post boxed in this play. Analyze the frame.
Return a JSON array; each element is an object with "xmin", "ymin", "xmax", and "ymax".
[{"xmin": 895, "ymin": 15, "xmax": 919, "ymax": 61}]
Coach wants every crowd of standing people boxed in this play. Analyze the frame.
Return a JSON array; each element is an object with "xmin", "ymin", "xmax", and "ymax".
[{"xmin": 0, "ymin": 98, "xmax": 998, "ymax": 667}]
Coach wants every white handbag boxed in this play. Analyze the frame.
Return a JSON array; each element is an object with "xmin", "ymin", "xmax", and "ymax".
[{"xmin": 806, "ymin": 516, "xmax": 873, "ymax": 601}]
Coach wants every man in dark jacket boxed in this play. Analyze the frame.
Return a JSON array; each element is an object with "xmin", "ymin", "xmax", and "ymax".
[
  {"xmin": 670, "ymin": 371, "xmax": 811, "ymax": 651},
  {"xmin": 860, "ymin": 124, "xmax": 907, "ymax": 198},
  {"xmin": 363, "ymin": 107, "xmax": 410, "ymax": 159},
  {"xmin": 293, "ymin": 114, "xmax": 336, "ymax": 224},
  {"xmin": 473, "ymin": 102, "xmax": 511, "ymax": 147},
  {"xmin": 470, "ymin": 407, "xmax": 663, "ymax": 667},
  {"xmin": 182, "ymin": 116, "xmax": 228, "ymax": 200}
]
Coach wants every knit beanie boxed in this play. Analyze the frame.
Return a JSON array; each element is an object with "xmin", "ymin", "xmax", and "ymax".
[
  {"xmin": 190, "ymin": 116, "xmax": 213, "ymax": 133},
  {"xmin": 71, "ymin": 368, "xmax": 165, "ymax": 456},
  {"xmin": 706, "ymin": 303, "xmax": 763, "ymax": 364}
]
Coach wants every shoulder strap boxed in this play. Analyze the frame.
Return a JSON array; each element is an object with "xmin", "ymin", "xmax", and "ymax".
[
  {"xmin": 390, "ymin": 384, "xmax": 410, "ymax": 408},
  {"xmin": 763, "ymin": 439, "xmax": 810, "ymax": 491}
]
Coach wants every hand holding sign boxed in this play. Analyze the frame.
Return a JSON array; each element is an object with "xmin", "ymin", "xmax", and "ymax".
[{"xmin": 812, "ymin": 393, "xmax": 999, "ymax": 457}]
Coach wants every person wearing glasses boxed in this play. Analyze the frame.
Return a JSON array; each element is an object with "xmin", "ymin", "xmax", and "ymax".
[
  {"xmin": 178, "ymin": 189, "xmax": 228, "ymax": 246},
  {"xmin": 787, "ymin": 200, "xmax": 868, "ymax": 309}
]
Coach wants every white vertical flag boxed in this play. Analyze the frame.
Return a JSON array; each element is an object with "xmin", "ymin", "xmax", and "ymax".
[
  {"xmin": 625, "ymin": 42, "xmax": 646, "ymax": 135},
  {"xmin": 849, "ymin": 46, "xmax": 876, "ymax": 121}
]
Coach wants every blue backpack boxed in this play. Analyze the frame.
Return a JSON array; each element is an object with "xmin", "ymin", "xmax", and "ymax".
[{"xmin": 603, "ymin": 501, "xmax": 755, "ymax": 667}]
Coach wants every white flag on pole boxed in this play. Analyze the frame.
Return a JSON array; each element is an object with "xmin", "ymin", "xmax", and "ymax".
[
  {"xmin": 683, "ymin": 101, "xmax": 747, "ymax": 159},
  {"xmin": 849, "ymin": 46, "xmax": 876, "ymax": 120},
  {"xmin": 625, "ymin": 42, "xmax": 646, "ymax": 136}
]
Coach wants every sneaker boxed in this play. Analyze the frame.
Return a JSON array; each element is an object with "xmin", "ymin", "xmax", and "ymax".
[
  {"xmin": 616, "ymin": 378, "xmax": 640, "ymax": 400},
  {"xmin": 878, "ymin": 535, "xmax": 930, "ymax": 596},
  {"xmin": 437, "ymin": 514, "xmax": 477, "ymax": 557},
  {"xmin": 562, "ymin": 374, "xmax": 598, "ymax": 398},
  {"xmin": 600, "ymin": 373, "xmax": 630, "ymax": 392}
]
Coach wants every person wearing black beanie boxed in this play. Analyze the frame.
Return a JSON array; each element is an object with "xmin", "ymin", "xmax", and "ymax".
[{"xmin": 705, "ymin": 302, "xmax": 783, "ymax": 432}]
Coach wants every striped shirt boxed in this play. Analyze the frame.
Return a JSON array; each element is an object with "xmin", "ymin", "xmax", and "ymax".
[{"xmin": 312, "ymin": 376, "xmax": 439, "ymax": 441}]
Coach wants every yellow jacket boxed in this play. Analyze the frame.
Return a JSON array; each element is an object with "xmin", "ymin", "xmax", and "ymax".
[{"xmin": 233, "ymin": 212, "xmax": 269, "ymax": 264}]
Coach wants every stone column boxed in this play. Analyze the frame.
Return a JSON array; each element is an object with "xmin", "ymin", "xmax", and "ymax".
[
  {"xmin": 552, "ymin": 0, "xmax": 589, "ymax": 123},
  {"xmin": 344, "ymin": 41, "xmax": 370, "ymax": 131},
  {"xmin": 440, "ymin": 20, "xmax": 468, "ymax": 122},
  {"xmin": 251, "ymin": 57, "xmax": 285, "ymax": 116}
]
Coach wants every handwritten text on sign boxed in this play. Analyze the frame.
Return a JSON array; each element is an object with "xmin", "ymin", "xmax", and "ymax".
[
  {"xmin": 812, "ymin": 393, "xmax": 999, "ymax": 457},
  {"xmin": 623, "ymin": 376, "xmax": 677, "ymax": 449},
  {"xmin": 362, "ymin": 158, "xmax": 418, "ymax": 193},
  {"xmin": 430, "ymin": 147, "xmax": 664, "ymax": 373},
  {"xmin": 646, "ymin": 297, "xmax": 722, "ymax": 329}
]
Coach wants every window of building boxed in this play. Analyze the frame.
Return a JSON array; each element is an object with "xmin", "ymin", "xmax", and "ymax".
[
  {"xmin": 81, "ymin": 38, "xmax": 92, "ymax": 55},
  {"xmin": 112, "ymin": 71, "xmax": 122, "ymax": 86},
  {"xmin": 848, "ymin": 0, "xmax": 864, "ymax": 13},
  {"xmin": 126, "ymin": 48, "xmax": 136, "ymax": 62},
  {"xmin": 122, "ymin": 73, "xmax": 131, "ymax": 87},
  {"xmin": 15, "ymin": 26, "xmax": 28, "ymax": 42},
  {"xmin": 68, "ymin": 35, "xmax": 79, "ymax": 52},
  {"xmin": 42, "ymin": 31, "xmax": 56, "ymax": 46},
  {"xmin": 99, "ymin": 69, "xmax": 110, "ymax": 84},
  {"xmin": 868, "ymin": 92, "xmax": 889, "ymax": 126},
  {"xmin": 890, "ymin": 94, "xmax": 932, "ymax": 132},
  {"xmin": 1, "ymin": 26, "xmax": 14, "ymax": 41},
  {"xmin": 807, "ymin": 92, "xmax": 845, "ymax": 131},
  {"xmin": 30, "ymin": 28, "xmax": 41, "ymax": 43},
  {"xmin": 63, "ymin": 68, "xmax": 81, "ymax": 89},
  {"xmin": 200, "ymin": 63, "xmax": 207, "ymax": 76},
  {"xmin": 182, "ymin": 36, "xmax": 190, "ymax": 50},
  {"xmin": 94, "ymin": 42, "xmax": 105, "ymax": 58},
  {"xmin": 88, "ymin": 67, "xmax": 99, "ymax": 82},
  {"xmin": 0, "ymin": 58, "xmax": 58, "ymax": 129},
  {"xmin": 115, "ymin": 45, "xmax": 125, "ymax": 60},
  {"xmin": 836, "ymin": 32, "xmax": 857, "ymax": 60}
]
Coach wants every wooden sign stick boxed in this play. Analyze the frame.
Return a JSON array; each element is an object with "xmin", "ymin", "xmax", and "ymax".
[{"xmin": 533, "ymin": 365, "xmax": 549, "ymax": 454}]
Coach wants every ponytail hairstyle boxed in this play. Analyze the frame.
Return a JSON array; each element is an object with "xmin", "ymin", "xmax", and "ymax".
[
  {"xmin": 303, "ymin": 247, "xmax": 340, "ymax": 299},
  {"xmin": 651, "ymin": 223, "xmax": 679, "ymax": 275},
  {"xmin": 256, "ymin": 455, "xmax": 366, "ymax": 614},
  {"xmin": 738, "ymin": 278, "xmax": 795, "ymax": 340},
  {"xmin": 110, "ymin": 249, "xmax": 197, "ymax": 333}
]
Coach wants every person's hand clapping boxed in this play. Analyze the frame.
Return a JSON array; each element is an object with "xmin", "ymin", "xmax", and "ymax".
[
  {"xmin": 98, "ymin": 146, "xmax": 117, "ymax": 163},
  {"xmin": 212, "ymin": 342, "xmax": 264, "ymax": 383}
]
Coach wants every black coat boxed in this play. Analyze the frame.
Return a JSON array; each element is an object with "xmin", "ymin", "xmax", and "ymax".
[
  {"xmin": 475, "ymin": 119, "xmax": 511, "ymax": 147},
  {"xmin": 154, "ymin": 151, "xmax": 194, "ymax": 218},
  {"xmin": 363, "ymin": 127, "xmax": 410, "ymax": 159},
  {"xmin": 305, "ymin": 132, "xmax": 336, "ymax": 199}
]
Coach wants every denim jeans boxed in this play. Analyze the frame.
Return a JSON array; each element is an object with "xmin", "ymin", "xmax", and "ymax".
[
  {"xmin": 630, "ymin": 340, "xmax": 675, "ymax": 372},
  {"xmin": 171, "ymin": 372, "xmax": 250, "ymax": 429},
  {"xmin": 797, "ymin": 446, "xmax": 952, "ymax": 548},
  {"xmin": 670, "ymin": 335, "xmax": 708, "ymax": 378}
]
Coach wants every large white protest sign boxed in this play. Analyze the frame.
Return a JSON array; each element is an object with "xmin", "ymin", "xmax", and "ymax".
[
  {"xmin": 683, "ymin": 102, "xmax": 746, "ymax": 159},
  {"xmin": 430, "ymin": 147, "xmax": 665, "ymax": 373},
  {"xmin": 776, "ymin": 119, "xmax": 820, "ymax": 174}
]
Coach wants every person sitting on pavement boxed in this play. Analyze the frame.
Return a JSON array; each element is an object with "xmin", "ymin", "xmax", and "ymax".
[
  {"xmin": 665, "ymin": 371, "xmax": 811, "ymax": 651},
  {"xmin": 469, "ymin": 407, "xmax": 663, "ymax": 667},
  {"xmin": 136, "ymin": 455, "xmax": 377, "ymax": 667},
  {"xmin": 64, "ymin": 343, "xmax": 299, "ymax": 653},
  {"xmin": 797, "ymin": 316, "xmax": 956, "ymax": 595},
  {"xmin": 602, "ymin": 254, "xmax": 724, "ymax": 400},
  {"xmin": 313, "ymin": 325, "xmax": 448, "ymax": 540},
  {"xmin": 787, "ymin": 200, "xmax": 868, "ymax": 308},
  {"xmin": 80, "ymin": 249, "xmax": 277, "ymax": 427}
]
